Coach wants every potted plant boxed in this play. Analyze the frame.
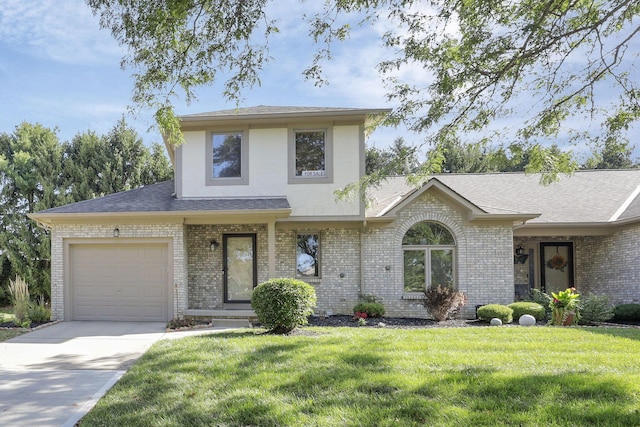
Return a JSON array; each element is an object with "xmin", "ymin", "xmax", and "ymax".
[{"xmin": 550, "ymin": 288, "xmax": 580, "ymax": 326}]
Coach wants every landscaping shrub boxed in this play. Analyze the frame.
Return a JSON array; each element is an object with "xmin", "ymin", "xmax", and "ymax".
[
  {"xmin": 578, "ymin": 293, "xmax": 614, "ymax": 324},
  {"xmin": 353, "ymin": 302, "xmax": 385, "ymax": 318},
  {"xmin": 529, "ymin": 289, "xmax": 552, "ymax": 317},
  {"xmin": 422, "ymin": 285, "xmax": 466, "ymax": 321},
  {"xmin": 613, "ymin": 303, "xmax": 640, "ymax": 321},
  {"xmin": 508, "ymin": 301, "xmax": 546, "ymax": 321},
  {"xmin": 477, "ymin": 304, "xmax": 513, "ymax": 323},
  {"xmin": 358, "ymin": 293, "xmax": 383, "ymax": 304},
  {"xmin": 9, "ymin": 276, "xmax": 30, "ymax": 326},
  {"xmin": 27, "ymin": 297, "xmax": 51, "ymax": 323},
  {"xmin": 251, "ymin": 278, "xmax": 317, "ymax": 334}
]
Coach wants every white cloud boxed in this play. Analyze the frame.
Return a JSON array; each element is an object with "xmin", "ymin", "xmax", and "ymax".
[{"xmin": 0, "ymin": 0, "xmax": 122, "ymax": 64}]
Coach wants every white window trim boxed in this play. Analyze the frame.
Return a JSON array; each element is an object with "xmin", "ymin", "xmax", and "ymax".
[
  {"xmin": 288, "ymin": 126, "xmax": 333, "ymax": 184},
  {"xmin": 205, "ymin": 129, "xmax": 249, "ymax": 186}
]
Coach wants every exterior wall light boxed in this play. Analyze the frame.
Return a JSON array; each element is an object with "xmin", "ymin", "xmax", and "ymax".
[
  {"xmin": 514, "ymin": 245, "xmax": 529, "ymax": 264},
  {"xmin": 113, "ymin": 227, "xmax": 120, "ymax": 238},
  {"xmin": 210, "ymin": 239, "xmax": 220, "ymax": 251}
]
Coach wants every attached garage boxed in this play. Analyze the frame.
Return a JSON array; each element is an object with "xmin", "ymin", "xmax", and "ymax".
[{"xmin": 69, "ymin": 243, "xmax": 171, "ymax": 321}]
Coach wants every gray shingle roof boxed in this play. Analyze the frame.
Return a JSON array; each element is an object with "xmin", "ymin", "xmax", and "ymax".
[
  {"xmin": 367, "ymin": 170, "xmax": 640, "ymax": 224},
  {"xmin": 180, "ymin": 105, "xmax": 390, "ymax": 121},
  {"xmin": 35, "ymin": 181, "xmax": 290, "ymax": 215}
]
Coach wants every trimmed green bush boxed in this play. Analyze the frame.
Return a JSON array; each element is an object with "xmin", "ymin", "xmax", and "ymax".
[
  {"xmin": 477, "ymin": 304, "xmax": 513, "ymax": 324},
  {"xmin": 578, "ymin": 294, "xmax": 614, "ymax": 324},
  {"xmin": 613, "ymin": 303, "xmax": 640, "ymax": 321},
  {"xmin": 251, "ymin": 278, "xmax": 317, "ymax": 334},
  {"xmin": 508, "ymin": 302, "xmax": 545, "ymax": 321},
  {"xmin": 353, "ymin": 302, "xmax": 385, "ymax": 318}
]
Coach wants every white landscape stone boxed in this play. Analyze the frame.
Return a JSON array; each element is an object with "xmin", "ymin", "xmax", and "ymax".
[
  {"xmin": 490, "ymin": 318, "xmax": 503, "ymax": 326},
  {"xmin": 519, "ymin": 314, "xmax": 536, "ymax": 326}
]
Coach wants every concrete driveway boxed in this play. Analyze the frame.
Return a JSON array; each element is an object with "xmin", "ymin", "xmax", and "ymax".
[{"xmin": 0, "ymin": 321, "xmax": 211, "ymax": 427}]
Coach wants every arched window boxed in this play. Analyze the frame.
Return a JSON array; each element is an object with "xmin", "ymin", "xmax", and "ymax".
[{"xmin": 403, "ymin": 221, "xmax": 455, "ymax": 293}]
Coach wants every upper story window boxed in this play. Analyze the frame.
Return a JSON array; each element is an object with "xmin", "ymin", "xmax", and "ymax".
[
  {"xmin": 402, "ymin": 221, "xmax": 455, "ymax": 293},
  {"xmin": 288, "ymin": 127, "xmax": 333, "ymax": 184},
  {"xmin": 206, "ymin": 131, "xmax": 248, "ymax": 186}
]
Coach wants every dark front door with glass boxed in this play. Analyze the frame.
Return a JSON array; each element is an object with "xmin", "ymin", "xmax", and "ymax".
[{"xmin": 223, "ymin": 234, "xmax": 257, "ymax": 303}]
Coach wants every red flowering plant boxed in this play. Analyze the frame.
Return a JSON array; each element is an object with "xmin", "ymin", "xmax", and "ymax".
[
  {"xmin": 550, "ymin": 288, "xmax": 580, "ymax": 325},
  {"xmin": 353, "ymin": 312, "xmax": 368, "ymax": 326}
]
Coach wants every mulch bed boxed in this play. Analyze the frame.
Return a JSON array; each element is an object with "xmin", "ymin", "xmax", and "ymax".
[
  {"xmin": 0, "ymin": 321, "xmax": 55, "ymax": 330},
  {"xmin": 306, "ymin": 315, "xmax": 486, "ymax": 328}
]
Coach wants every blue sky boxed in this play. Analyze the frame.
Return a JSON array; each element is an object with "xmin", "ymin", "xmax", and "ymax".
[
  {"xmin": 0, "ymin": 0, "xmax": 410, "ymax": 150},
  {"xmin": 1, "ymin": 1, "xmax": 637, "ymax": 161}
]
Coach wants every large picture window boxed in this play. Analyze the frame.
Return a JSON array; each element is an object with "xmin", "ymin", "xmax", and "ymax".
[
  {"xmin": 403, "ymin": 221, "xmax": 455, "ymax": 293},
  {"xmin": 206, "ymin": 131, "xmax": 248, "ymax": 185},
  {"xmin": 296, "ymin": 233, "xmax": 320, "ymax": 277}
]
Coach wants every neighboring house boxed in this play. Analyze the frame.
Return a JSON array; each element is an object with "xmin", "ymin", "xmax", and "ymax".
[{"xmin": 29, "ymin": 106, "xmax": 640, "ymax": 322}]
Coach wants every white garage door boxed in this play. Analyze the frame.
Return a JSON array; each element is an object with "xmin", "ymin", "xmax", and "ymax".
[{"xmin": 70, "ymin": 243, "xmax": 169, "ymax": 321}]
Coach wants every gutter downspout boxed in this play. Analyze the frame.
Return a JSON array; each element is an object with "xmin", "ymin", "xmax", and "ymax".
[{"xmin": 360, "ymin": 219, "xmax": 366, "ymax": 295}]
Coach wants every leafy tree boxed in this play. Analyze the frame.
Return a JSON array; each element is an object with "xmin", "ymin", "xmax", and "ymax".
[
  {"xmin": 583, "ymin": 138, "xmax": 637, "ymax": 169},
  {"xmin": 365, "ymin": 137, "xmax": 421, "ymax": 175},
  {"xmin": 63, "ymin": 118, "xmax": 173, "ymax": 201},
  {"xmin": 88, "ymin": 0, "xmax": 640, "ymax": 165},
  {"xmin": 0, "ymin": 120, "xmax": 173, "ymax": 302},
  {"xmin": 0, "ymin": 123, "xmax": 69, "ymax": 298},
  {"xmin": 87, "ymin": 0, "xmax": 275, "ymax": 147}
]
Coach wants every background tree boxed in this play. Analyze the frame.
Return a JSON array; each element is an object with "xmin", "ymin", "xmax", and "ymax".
[
  {"xmin": 0, "ymin": 120, "xmax": 173, "ymax": 302},
  {"xmin": 582, "ymin": 138, "xmax": 637, "ymax": 169},
  {"xmin": 0, "ymin": 123, "xmax": 68, "ymax": 298},
  {"xmin": 366, "ymin": 138, "xmax": 421, "ymax": 175}
]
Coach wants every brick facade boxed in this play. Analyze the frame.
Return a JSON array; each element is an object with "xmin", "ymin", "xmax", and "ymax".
[
  {"xmin": 576, "ymin": 228, "xmax": 640, "ymax": 304},
  {"xmin": 50, "ymin": 222, "xmax": 186, "ymax": 321},
  {"xmin": 363, "ymin": 193, "xmax": 514, "ymax": 318},
  {"xmin": 48, "ymin": 198, "xmax": 640, "ymax": 322},
  {"xmin": 186, "ymin": 224, "xmax": 269, "ymax": 309}
]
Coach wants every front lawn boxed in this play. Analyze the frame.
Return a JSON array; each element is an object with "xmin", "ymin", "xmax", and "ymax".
[
  {"xmin": 0, "ymin": 306, "xmax": 22, "ymax": 342},
  {"xmin": 81, "ymin": 326, "xmax": 640, "ymax": 426}
]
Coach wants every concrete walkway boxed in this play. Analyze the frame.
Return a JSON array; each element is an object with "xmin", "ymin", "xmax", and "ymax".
[{"xmin": 0, "ymin": 321, "xmax": 228, "ymax": 427}]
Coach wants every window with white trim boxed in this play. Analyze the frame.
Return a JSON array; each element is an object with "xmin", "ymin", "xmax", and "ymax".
[{"xmin": 403, "ymin": 221, "xmax": 455, "ymax": 292}]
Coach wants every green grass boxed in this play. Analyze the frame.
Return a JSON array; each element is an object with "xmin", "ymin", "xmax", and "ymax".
[
  {"xmin": 81, "ymin": 326, "xmax": 640, "ymax": 426},
  {"xmin": 0, "ymin": 306, "xmax": 22, "ymax": 342}
]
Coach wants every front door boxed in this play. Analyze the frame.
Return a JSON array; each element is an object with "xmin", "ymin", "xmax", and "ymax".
[
  {"xmin": 223, "ymin": 234, "xmax": 257, "ymax": 303},
  {"xmin": 540, "ymin": 242, "xmax": 574, "ymax": 294}
]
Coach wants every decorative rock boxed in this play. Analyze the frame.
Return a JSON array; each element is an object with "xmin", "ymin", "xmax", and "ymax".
[
  {"xmin": 519, "ymin": 314, "xmax": 536, "ymax": 326},
  {"xmin": 490, "ymin": 318, "xmax": 503, "ymax": 326}
]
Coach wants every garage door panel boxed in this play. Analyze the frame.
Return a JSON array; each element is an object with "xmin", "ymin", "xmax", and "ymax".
[{"xmin": 70, "ymin": 243, "xmax": 169, "ymax": 322}]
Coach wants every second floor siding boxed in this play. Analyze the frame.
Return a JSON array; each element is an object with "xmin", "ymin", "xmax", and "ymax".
[{"xmin": 176, "ymin": 124, "xmax": 364, "ymax": 218}]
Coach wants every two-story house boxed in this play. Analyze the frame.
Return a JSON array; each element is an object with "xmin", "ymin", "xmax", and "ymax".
[{"xmin": 30, "ymin": 106, "xmax": 640, "ymax": 322}]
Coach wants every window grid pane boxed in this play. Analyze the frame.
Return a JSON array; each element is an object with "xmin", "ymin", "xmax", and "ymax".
[
  {"xmin": 403, "ymin": 250, "xmax": 426, "ymax": 292},
  {"xmin": 402, "ymin": 221, "xmax": 454, "ymax": 245},
  {"xmin": 295, "ymin": 131, "xmax": 326, "ymax": 177},
  {"xmin": 297, "ymin": 234, "xmax": 319, "ymax": 277},
  {"xmin": 212, "ymin": 133, "xmax": 242, "ymax": 178},
  {"xmin": 430, "ymin": 249, "xmax": 453, "ymax": 288}
]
